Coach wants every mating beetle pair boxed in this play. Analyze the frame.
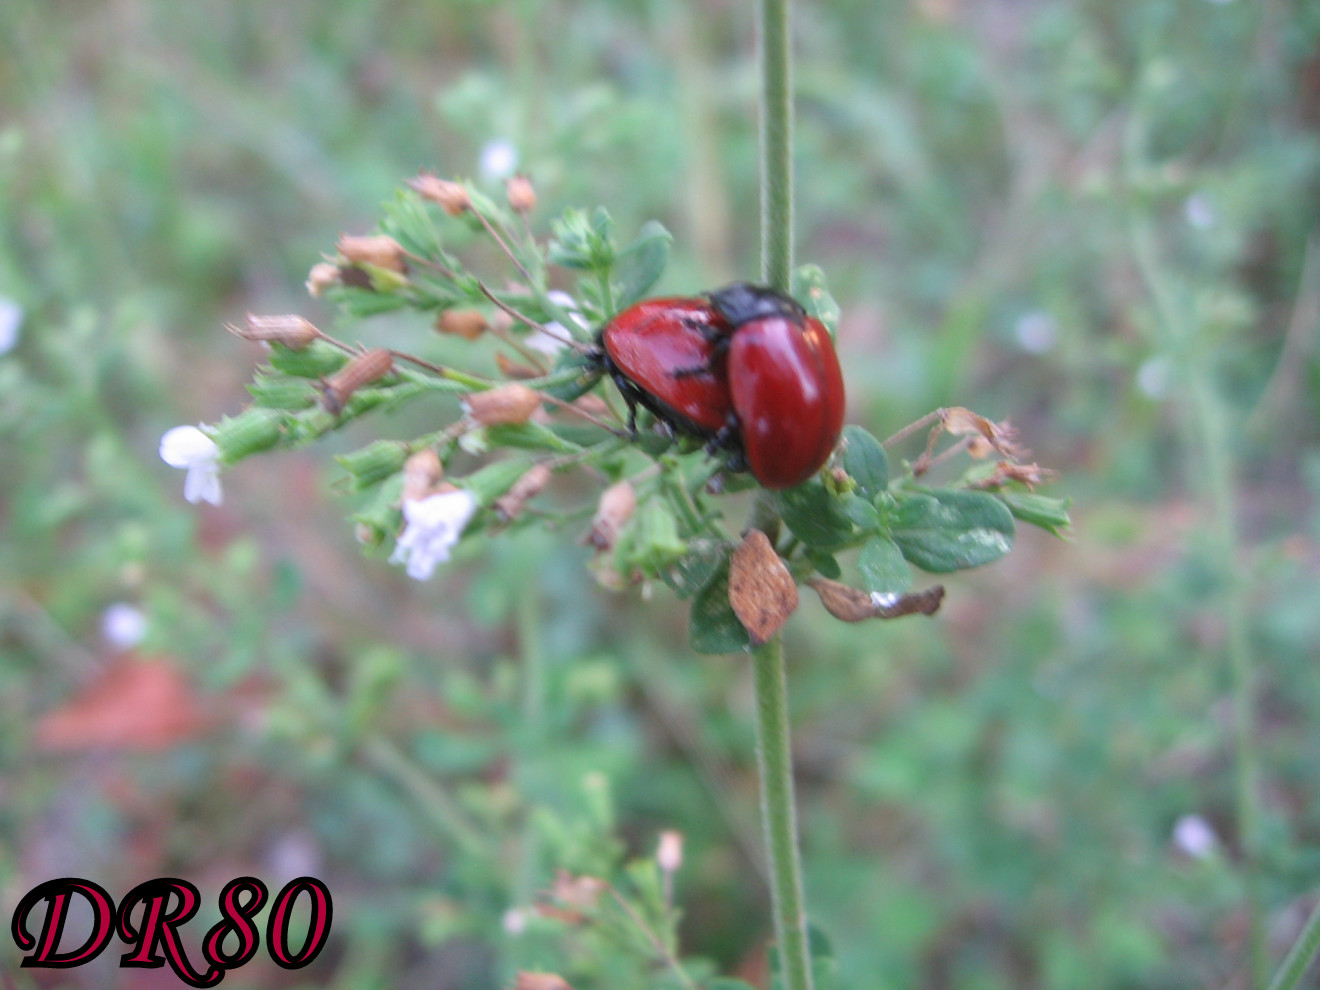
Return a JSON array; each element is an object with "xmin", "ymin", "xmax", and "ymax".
[{"xmin": 597, "ymin": 282, "xmax": 846, "ymax": 490}]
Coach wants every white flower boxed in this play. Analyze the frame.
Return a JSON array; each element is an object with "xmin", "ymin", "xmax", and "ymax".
[
  {"xmin": 532, "ymin": 290, "xmax": 589, "ymax": 354},
  {"xmin": 1172, "ymin": 814, "xmax": 1219, "ymax": 860},
  {"xmin": 1184, "ymin": 193, "xmax": 1216, "ymax": 230},
  {"xmin": 479, "ymin": 139, "xmax": 519, "ymax": 182},
  {"xmin": 0, "ymin": 296, "xmax": 23, "ymax": 355},
  {"xmin": 1136, "ymin": 356, "xmax": 1172, "ymax": 399},
  {"xmin": 101, "ymin": 603, "xmax": 148, "ymax": 651},
  {"xmin": 1014, "ymin": 311, "xmax": 1057, "ymax": 355},
  {"xmin": 390, "ymin": 489, "xmax": 478, "ymax": 580},
  {"xmin": 159, "ymin": 425, "xmax": 223, "ymax": 505}
]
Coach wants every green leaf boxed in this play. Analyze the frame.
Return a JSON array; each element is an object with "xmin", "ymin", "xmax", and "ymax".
[
  {"xmin": 325, "ymin": 283, "xmax": 412, "ymax": 318},
  {"xmin": 483, "ymin": 421, "xmax": 584, "ymax": 453},
  {"xmin": 689, "ymin": 563, "xmax": 750, "ymax": 654},
  {"xmin": 775, "ymin": 483, "xmax": 855, "ymax": 551},
  {"xmin": 1000, "ymin": 490, "xmax": 1073, "ymax": 537},
  {"xmin": 791, "ymin": 263, "xmax": 842, "ymax": 336},
  {"xmin": 661, "ymin": 539, "xmax": 730, "ymax": 599},
  {"xmin": 889, "ymin": 489, "xmax": 1015, "ymax": 572},
  {"xmin": 805, "ymin": 548, "xmax": 841, "ymax": 579},
  {"xmin": 857, "ymin": 535, "xmax": 913, "ymax": 592},
  {"xmin": 612, "ymin": 220, "xmax": 672, "ymax": 310},
  {"xmin": 838, "ymin": 492, "xmax": 882, "ymax": 530},
  {"xmin": 265, "ymin": 341, "xmax": 348, "ymax": 379},
  {"xmin": 840, "ymin": 424, "xmax": 889, "ymax": 496},
  {"xmin": 709, "ymin": 981, "xmax": 759, "ymax": 990}
]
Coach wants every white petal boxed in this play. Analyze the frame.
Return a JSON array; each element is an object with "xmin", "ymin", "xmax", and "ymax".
[
  {"xmin": 183, "ymin": 465, "xmax": 223, "ymax": 506},
  {"xmin": 479, "ymin": 139, "xmax": 518, "ymax": 181},
  {"xmin": 0, "ymin": 297, "xmax": 23, "ymax": 355},
  {"xmin": 101, "ymin": 603, "xmax": 147, "ymax": 650},
  {"xmin": 160, "ymin": 425, "xmax": 219, "ymax": 467}
]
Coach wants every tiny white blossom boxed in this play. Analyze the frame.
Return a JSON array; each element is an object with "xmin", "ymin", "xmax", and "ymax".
[
  {"xmin": 502, "ymin": 908, "xmax": 527, "ymax": 936},
  {"xmin": 479, "ymin": 139, "xmax": 519, "ymax": 182},
  {"xmin": 1014, "ymin": 311, "xmax": 1057, "ymax": 355},
  {"xmin": 1173, "ymin": 814, "xmax": 1219, "ymax": 860},
  {"xmin": 1136, "ymin": 356, "xmax": 1172, "ymax": 399},
  {"xmin": 0, "ymin": 296, "xmax": 23, "ymax": 355},
  {"xmin": 1184, "ymin": 193, "xmax": 1216, "ymax": 230},
  {"xmin": 101, "ymin": 603, "xmax": 147, "ymax": 651},
  {"xmin": 390, "ymin": 489, "xmax": 478, "ymax": 580},
  {"xmin": 159, "ymin": 425, "xmax": 223, "ymax": 505},
  {"xmin": 531, "ymin": 291, "xmax": 589, "ymax": 354}
]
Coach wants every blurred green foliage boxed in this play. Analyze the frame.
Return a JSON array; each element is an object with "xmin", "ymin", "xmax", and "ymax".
[{"xmin": 2, "ymin": 0, "xmax": 1319, "ymax": 987}]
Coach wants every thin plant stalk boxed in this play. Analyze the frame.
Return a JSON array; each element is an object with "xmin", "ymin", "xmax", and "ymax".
[
  {"xmin": 1124, "ymin": 108, "xmax": 1263, "ymax": 986},
  {"xmin": 753, "ymin": 0, "xmax": 814, "ymax": 987},
  {"xmin": 751, "ymin": 636, "xmax": 814, "ymax": 990},
  {"xmin": 1267, "ymin": 896, "xmax": 1320, "ymax": 990},
  {"xmin": 759, "ymin": 0, "xmax": 793, "ymax": 293}
]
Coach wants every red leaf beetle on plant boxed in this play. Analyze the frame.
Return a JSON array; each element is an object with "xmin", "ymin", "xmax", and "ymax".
[{"xmin": 597, "ymin": 282, "xmax": 846, "ymax": 490}]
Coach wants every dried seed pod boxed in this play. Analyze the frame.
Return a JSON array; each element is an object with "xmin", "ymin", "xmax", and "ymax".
[
  {"xmin": 807, "ymin": 577, "xmax": 945, "ymax": 621},
  {"xmin": 729, "ymin": 529, "xmax": 798, "ymax": 646},
  {"xmin": 506, "ymin": 174, "xmax": 537, "ymax": 213},
  {"xmin": 495, "ymin": 352, "xmax": 539, "ymax": 380},
  {"xmin": 463, "ymin": 384, "xmax": 542, "ymax": 426},
  {"xmin": 587, "ymin": 480, "xmax": 636, "ymax": 551},
  {"xmin": 336, "ymin": 233, "xmax": 407, "ymax": 273},
  {"xmin": 407, "ymin": 173, "xmax": 471, "ymax": 215},
  {"xmin": 318, "ymin": 347, "xmax": 394, "ymax": 414},
  {"xmin": 514, "ymin": 973, "xmax": 576, "ymax": 990},
  {"xmin": 401, "ymin": 449, "xmax": 444, "ymax": 503},
  {"xmin": 436, "ymin": 308, "xmax": 489, "ymax": 340},
  {"xmin": 305, "ymin": 262, "xmax": 342, "ymax": 298},
  {"xmin": 227, "ymin": 314, "xmax": 321, "ymax": 349},
  {"xmin": 494, "ymin": 463, "xmax": 553, "ymax": 522}
]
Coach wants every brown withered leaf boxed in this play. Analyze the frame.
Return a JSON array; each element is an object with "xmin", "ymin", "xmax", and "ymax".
[
  {"xmin": 969, "ymin": 460, "xmax": 1058, "ymax": 491},
  {"xmin": 35, "ymin": 655, "xmax": 214, "ymax": 751},
  {"xmin": 807, "ymin": 578, "xmax": 945, "ymax": 621},
  {"xmin": 942, "ymin": 407, "xmax": 1027, "ymax": 460},
  {"xmin": 729, "ymin": 529, "xmax": 799, "ymax": 646}
]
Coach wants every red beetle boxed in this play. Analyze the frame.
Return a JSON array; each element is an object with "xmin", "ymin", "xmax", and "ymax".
[
  {"xmin": 598, "ymin": 296, "xmax": 734, "ymax": 440},
  {"xmin": 707, "ymin": 283, "xmax": 846, "ymax": 489},
  {"xmin": 598, "ymin": 284, "xmax": 846, "ymax": 489}
]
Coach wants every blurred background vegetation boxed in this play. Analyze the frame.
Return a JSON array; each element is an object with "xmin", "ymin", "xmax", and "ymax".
[{"xmin": 2, "ymin": 0, "xmax": 1319, "ymax": 987}]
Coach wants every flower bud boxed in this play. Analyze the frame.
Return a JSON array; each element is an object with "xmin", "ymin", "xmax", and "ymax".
[
  {"xmin": 401, "ymin": 449, "xmax": 444, "ymax": 503},
  {"xmin": 207, "ymin": 408, "xmax": 285, "ymax": 462},
  {"xmin": 506, "ymin": 174, "xmax": 537, "ymax": 213},
  {"xmin": 514, "ymin": 973, "xmax": 575, "ymax": 990},
  {"xmin": 228, "ymin": 314, "xmax": 321, "ymax": 350},
  {"xmin": 494, "ymin": 463, "xmax": 553, "ymax": 522},
  {"xmin": 436, "ymin": 308, "xmax": 488, "ymax": 341},
  {"xmin": 463, "ymin": 384, "xmax": 542, "ymax": 426},
  {"xmin": 656, "ymin": 830, "xmax": 683, "ymax": 873},
  {"xmin": 336, "ymin": 233, "xmax": 407, "ymax": 273},
  {"xmin": 631, "ymin": 500, "xmax": 687, "ymax": 574},
  {"xmin": 319, "ymin": 347, "xmax": 395, "ymax": 414},
  {"xmin": 407, "ymin": 174, "xmax": 471, "ymax": 215},
  {"xmin": 495, "ymin": 352, "xmax": 539, "ymax": 380},
  {"xmin": 336, "ymin": 440, "xmax": 410, "ymax": 491},
  {"xmin": 305, "ymin": 262, "xmax": 342, "ymax": 298},
  {"xmin": 587, "ymin": 481, "xmax": 636, "ymax": 551}
]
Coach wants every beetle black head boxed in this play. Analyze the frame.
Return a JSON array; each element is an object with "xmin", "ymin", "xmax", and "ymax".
[{"xmin": 705, "ymin": 282, "xmax": 806, "ymax": 329}]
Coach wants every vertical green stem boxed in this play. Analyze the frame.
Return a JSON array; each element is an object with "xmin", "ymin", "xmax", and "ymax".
[
  {"xmin": 1268, "ymin": 895, "xmax": 1320, "ymax": 990},
  {"xmin": 751, "ymin": 636, "xmax": 814, "ymax": 990},
  {"xmin": 758, "ymin": 0, "xmax": 793, "ymax": 291},
  {"xmin": 755, "ymin": 1, "xmax": 812, "ymax": 986},
  {"xmin": 1124, "ymin": 111, "xmax": 1263, "ymax": 986}
]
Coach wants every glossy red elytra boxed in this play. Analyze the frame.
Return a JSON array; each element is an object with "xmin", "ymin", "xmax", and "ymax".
[
  {"xmin": 598, "ymin": 283, "xmax": 846, "ymax": 490},
  {"xmin": 707, "ymin": 283, "xmax": 846, "ymax": 490}
]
